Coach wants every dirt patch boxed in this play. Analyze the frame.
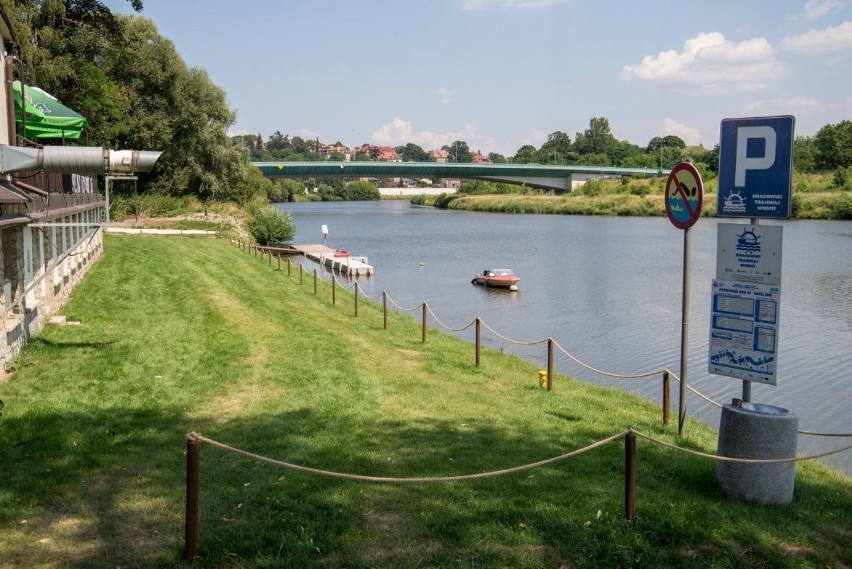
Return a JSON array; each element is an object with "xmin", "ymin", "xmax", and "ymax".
[{"xmin": 118, "ymin": 212, "xmax": 250, "ymax": 240}]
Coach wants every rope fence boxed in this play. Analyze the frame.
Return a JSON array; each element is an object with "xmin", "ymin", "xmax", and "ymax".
[
  {"xmin": 229, "ymin": 237, "xmax": 851, "ymax": 438},
  {"xmin": 184, "ymin": 427, "xmax": 852, "ymax": 560}
]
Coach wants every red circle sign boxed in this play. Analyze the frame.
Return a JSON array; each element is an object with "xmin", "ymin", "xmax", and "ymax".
[{"xmin": 665, "ymin": 162, "xmax": 704, "ymax": 229}]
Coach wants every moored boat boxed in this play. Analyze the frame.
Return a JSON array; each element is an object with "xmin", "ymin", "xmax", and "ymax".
[{"xmin": 471, "ymin": 269, "xmax": 520, "ymax": 290}]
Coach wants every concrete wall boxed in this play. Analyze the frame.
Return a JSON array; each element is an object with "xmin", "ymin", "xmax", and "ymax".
[
  {"xmin": 1, "ymin": 204, "xmax": 104, "ymax": 370},
  {"xmin": 378, "ymin": 187, "xmax": 458, "ymax": 196}
]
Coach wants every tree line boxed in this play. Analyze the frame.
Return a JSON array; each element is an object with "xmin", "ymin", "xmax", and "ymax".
[{"xmin": 7, "ymin": 1, "xmax": 851, "ymax": 208}]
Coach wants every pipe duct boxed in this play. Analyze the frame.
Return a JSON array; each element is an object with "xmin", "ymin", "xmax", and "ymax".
[{"xmin": 0, "ymin": 144, "xmax": 162, "ymax": 175}]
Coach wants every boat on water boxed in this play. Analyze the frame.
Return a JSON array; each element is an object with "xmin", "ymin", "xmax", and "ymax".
[{"xmin": 471, "ymin": 269, "xmax": 520, "ymax": 290}]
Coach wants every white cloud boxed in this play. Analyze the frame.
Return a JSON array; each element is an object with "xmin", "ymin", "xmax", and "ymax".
[
  {"xmin": 436, "ymin": 87, "xmax": 452, "ymax": 105},
  {"xmin": 519, "ymin": 129, "xmax": 546, "ymax": 149},
  {"xmin": 620, "ymin": 32, "xmax": 782, "ymax": 91},
  {"xmin": 804, "ymin": 0, "xmax": 845, "ymax": 21},
  {"xmin": 781, "ymin": 20, "xmax": 852, "ymax": 53},
  {"xmin": 660, "ymin": 118, "xmax": 702, "ymax": 146},
  {"xmin": 461, "ymin": 0, "xmax": 570, "ymax": 10}
]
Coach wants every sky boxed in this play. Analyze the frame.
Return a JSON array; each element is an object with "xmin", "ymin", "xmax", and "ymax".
[{"xmin": 104, "ymin": 0, "xmax": 852, "ymax": 156}]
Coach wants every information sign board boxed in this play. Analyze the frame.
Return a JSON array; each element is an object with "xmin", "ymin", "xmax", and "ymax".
[
  {"xmin": 717, "ymin": 116, "xmax": 795, "ymax": 219},
  {"xmin": 716, "ymin": 223, "xmax": 783, "ymax": 285},
  {"xmin": 708, "ymin": 280, "xmax": 780, "ymax": 385}
]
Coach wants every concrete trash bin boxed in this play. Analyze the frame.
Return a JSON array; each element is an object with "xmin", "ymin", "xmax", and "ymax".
[{"xmin": 716, "ymin": 402, "xmax": 798, "ymax": 505}]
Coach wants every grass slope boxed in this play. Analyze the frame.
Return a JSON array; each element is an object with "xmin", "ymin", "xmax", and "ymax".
[{"xmin": 0, "ymin": 235, "xmax": 849, "ymax": 568}]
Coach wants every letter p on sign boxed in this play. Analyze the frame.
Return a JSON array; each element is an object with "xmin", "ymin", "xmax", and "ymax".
[{"xmin": 735, "ymin": 126, "xmax": 776, "ymax": 187}]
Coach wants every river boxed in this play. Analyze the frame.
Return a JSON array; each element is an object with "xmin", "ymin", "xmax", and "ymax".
[{"xmin": 277, "ymin": 200, "xmax": 852, "ymax": 476}]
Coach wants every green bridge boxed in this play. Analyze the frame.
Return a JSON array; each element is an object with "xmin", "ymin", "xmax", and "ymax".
[{"xmin": 252, "ymin": 161, "xmax": 666, "ymax": 193}]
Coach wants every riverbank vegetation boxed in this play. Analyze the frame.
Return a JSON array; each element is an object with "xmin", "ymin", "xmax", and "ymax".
[
  {"xmin": 0, "ymin": 235, "xmax": 849, "ymax": 567},
  {"xmin": 411, "ymin": 170, "xmax": 852, "ymax": 220}
]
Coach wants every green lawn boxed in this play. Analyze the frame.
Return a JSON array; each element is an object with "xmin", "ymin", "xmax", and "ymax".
[{"xmin": 0, "ymin": 235, "xmax": 849, "ymax": 568}]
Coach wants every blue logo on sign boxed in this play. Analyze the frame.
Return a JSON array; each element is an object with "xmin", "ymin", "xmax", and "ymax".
[{"xmin": 736, "ymin": 229, "xmax": 761, "ymax": 268}]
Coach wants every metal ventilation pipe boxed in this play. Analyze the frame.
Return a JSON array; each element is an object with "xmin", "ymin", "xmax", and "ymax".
[{"xmin": 0, "ymin": 144, "xmax": 162, "ymax": 175}]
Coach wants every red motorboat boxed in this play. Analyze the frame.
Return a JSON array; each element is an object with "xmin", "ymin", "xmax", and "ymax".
[{"xmin": 471, "ymin": 269, "xmax": 520, "ymax": 290}]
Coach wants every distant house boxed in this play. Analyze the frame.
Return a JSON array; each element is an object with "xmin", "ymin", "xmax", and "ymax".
[
  {"xmin": 362, "ymin": 145, "xmax": 400, "ymax": 162},
  {"xmin": 318, "ymin": 143, "xmax": 350, "ymax": 159},
  {"xmin": 429, "ymin": 149, "xmax": 449, "ymax": 163},
  {"xmin": 473, "ymin": 153, "xmax": 492, "ymax": 164}
]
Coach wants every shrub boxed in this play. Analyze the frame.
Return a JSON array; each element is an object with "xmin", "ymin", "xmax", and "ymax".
[
  {"xmin": 247, "ymin": 205, "xmax": 297, "ymax": 245},
  {"xmin": 828, "ymin": 191, "xmax": 852, "ymax": 219}
]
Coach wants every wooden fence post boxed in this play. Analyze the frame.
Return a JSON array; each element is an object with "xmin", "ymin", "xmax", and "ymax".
[
  {"xmin": 184, "ymin": 434, "xmax": 200, "ymax": 561},
  {"xmin": 421, "ymin": 303, "xmax": 427, "ymax": 343},
  {"xmin": 332, "ymin": 275, "xmax": 336, "ymax": 304},
  {"xmin": 625, "ymin": 430, "xmax": 637, "ymax": 521},
  {"xmin": 314, "ymin": 269, "xmax": 318, "ymax": 294},
  {"xmin": 287, "ymin": 258, "xmax": 291, "ymax": 276},
  {"xmin": 663, "ymin": 371, "xmax": 670, "ymax": 426},
  {"xmin": 299, "ymin": 264, "xmax": 303, "ymax": 285},
  {"xmin": 547, "ymin": 338, "xmax": 554, "ymax": 391},
  {"xmin": 475, "ymin": 317, "xmax": 481, "ymax": 367},
  {"xmin": 383, "ymin": 291, "xmax": 388, "ymax": 330},
  {"xmin": 354, "ymin": 282, "xmax": 359, "ymax": 317}
]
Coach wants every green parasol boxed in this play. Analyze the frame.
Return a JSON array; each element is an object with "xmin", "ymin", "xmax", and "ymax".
[{"xmin": 12, "ymin": 80, "xmax": 89, "ymax": 140}]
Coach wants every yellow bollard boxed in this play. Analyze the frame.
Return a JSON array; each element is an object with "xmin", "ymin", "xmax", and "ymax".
[{"xmin": 538, "ymin": 370, "xmax": 547, "ymax": 388}]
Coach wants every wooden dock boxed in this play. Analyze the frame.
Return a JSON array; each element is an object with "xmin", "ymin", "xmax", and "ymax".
[{"xmin": 291, "ymin": 244, "xmax": 374, "ymax": 276}]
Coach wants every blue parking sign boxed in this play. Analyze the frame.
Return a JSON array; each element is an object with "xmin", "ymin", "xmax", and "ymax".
[{"xmin": 717, "ymin": 116, "xmax": 795, "ymax": 219}]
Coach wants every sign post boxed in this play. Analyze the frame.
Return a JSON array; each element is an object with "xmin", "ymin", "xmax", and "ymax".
[
  {"xmin": 665, "ymin": 162, "xmax": 703, "ymax": 437},
  {"xmin": 714, "ymin": 116, "xmax": 794, "ymax": 402}
]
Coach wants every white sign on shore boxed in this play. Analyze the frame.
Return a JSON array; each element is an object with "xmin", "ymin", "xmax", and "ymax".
[
  {"xmin": 708, "ymin": 280, "xmax": 780, "ymax": 385},
  {"xmin": 716, "ymin": 223, "xmax": 783, "ymax": 285}
]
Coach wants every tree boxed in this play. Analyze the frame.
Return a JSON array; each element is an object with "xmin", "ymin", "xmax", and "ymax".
[
  {"xmin": 574, "ymin": 117, "xmax": 618, "ymax": 157},
  {"xmin": 488, "ymin": 152, "xmax": 508, "ymax": 164},
  {"xmin": 794, "ymin": 136, "xmax": 818, "ymax": 172},
  {"xmin": 539, "ymin": 131, "xmax": 572, "ymax": 163},
  {"xmin": 646, "ymin": 135, "xmax": 686, "ymax": 154},
  {"xmin": 512, "ymin": 144, "xmax": 539, "ymax": 164},
  {"xmin": 609, "ymin": 140, "xmax": 644, "ymax": 167},
  {"xmin": 443, "ymin": 140, "xmax": 472, "ymax": 162},
  {"xmin": 814, "ymin": 120, "xmax": 852, "ymax": 170},
  {"xmin": 345, "ymin": 180, "xmax": 380, "ymax": 200},
  {"xmin": 395, "ymin": 143, "xmax": 429, "ymax": 162}
]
